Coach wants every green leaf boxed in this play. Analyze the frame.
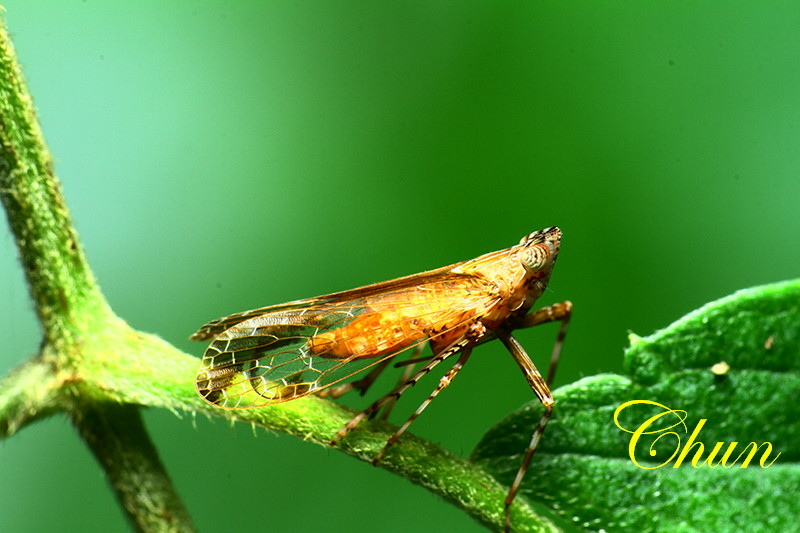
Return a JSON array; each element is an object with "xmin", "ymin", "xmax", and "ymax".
[{"xmin": 472, "ymin": 279, "xmax": 800, "ymax": 532}]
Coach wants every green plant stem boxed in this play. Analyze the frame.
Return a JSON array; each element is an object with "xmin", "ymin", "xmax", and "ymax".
[
  {"xmin": 2, "ymin": 325, "xmax": 555, "ymax": 531},
  {"xmin": 0, "ymin": 18, "xmax": 108, "ymax": 349},
  {"xmin": 0, "ymin": 16, "xmax": 196, "ymax": 532},
  {"xmin": 72, "ymin": 402, "xmax": 196, "ymax": 533},
  {"xmin": 0, "ymin": 356, "xmax": 62, "ymax": 436}
]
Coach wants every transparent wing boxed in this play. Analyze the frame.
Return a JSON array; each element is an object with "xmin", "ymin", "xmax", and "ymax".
[{"xmin": 193, "ymin": 271, "xmax": 500, "ymax": 409}]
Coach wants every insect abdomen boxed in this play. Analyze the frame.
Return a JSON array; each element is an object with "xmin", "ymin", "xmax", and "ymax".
[{"xmin": 308, "ymin": 309, "xmax": 426, "ymax": 359}]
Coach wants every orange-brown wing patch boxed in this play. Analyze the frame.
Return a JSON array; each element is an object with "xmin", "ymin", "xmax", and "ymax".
[{"xmin": 194, "ymin": 273, "xmax": 499, "ymax": 409}]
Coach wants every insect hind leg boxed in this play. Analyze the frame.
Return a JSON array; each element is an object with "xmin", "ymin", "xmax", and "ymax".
[
  {"xmin": 377, "ymin": 344, "xmax": 425, "ymax": 421},
  {"xmin": 372, "ymin": 345, "xmax": 473, "ymax": 464},
  {"xmin": 329, "ymin": 329, "xmax": 482, "ymax": 451}
]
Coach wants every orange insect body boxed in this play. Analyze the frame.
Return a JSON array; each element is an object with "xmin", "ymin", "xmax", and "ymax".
[
  {"xmin": 307, "ymin": 298, "xmax": 430, "ymax": 359},
  {"xmin": 308, "ymin": 281, "xmax": 474, "ymax": 358},
  {"xmin": 307, "ymin": 243, "xmax": 550, "ymax": 361},
  {"xmin": 192, "ymin": 231, "xmax": 561, "ymax": 406},
  {"xmin": 192, "ymin": 227, "xmax": 571, "ymax": 531}
]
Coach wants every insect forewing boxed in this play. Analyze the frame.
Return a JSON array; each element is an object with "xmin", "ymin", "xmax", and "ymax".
[{"xmin": 194, "ymin": 270, "xmax": 500, "ymax": 409}]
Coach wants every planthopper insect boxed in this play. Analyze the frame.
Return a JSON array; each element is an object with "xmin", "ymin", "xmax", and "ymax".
[{"xmin": 192, "ymin": 227, "xmax": 572, "ymax": 531}]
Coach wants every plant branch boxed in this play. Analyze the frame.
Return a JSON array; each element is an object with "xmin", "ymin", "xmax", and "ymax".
[
  {"xmin": 0, "ymin": 356, "xmax": 61, "ymax": 437},
  {"xmin": 0, "ymin": 15, "xmax": 195, "ymax": 532},
  {"xmin": 0, "ymin": 314, "xmax": 556, "ymax": 531},
  {"xmin": 0, "ymin": 14, "xmax": 109, "ymax": 348},
  {"xmin": 71, "ymin": 402, "xmax": 196, "ymax": 533}
]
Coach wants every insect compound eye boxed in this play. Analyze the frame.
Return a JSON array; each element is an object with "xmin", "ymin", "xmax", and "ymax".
[{"xmin": 522, "ymin": 244, "xmax": 549, "ymax": 272}]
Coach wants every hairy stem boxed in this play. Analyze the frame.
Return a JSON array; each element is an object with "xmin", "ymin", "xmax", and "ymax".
[
  {"xmin": 0, "ymin": 15, "xmax": 196, "ymax": 531},
  {"xmin": 72, "ymin": 402, "xmax": 196, "ymax": 533},
  {"xmin": 0, "ymin": 356, "xmax": 61, "ymax": 437},
  {"xmin": 0, "ymin": 15, "xmax": 109, "ymax": 348}
]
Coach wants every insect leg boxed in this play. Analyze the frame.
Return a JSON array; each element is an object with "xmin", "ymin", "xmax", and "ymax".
[
  {"xmin": 497, "ymin": 331, "xmax": 554, "ymax": 533},
  {"xmin": 328, "ymin": 337, "xmax": 472, "ymax": 447},
  {"xmin": 379, "ymin": 344, "xmax": 426, "ymax": 421},
  {"xmin": 371, "ymin": 345, "xmax": 474, "ymax": 464},
  {"xmin": 516, "ymin": 300, "xmax": 572, "ymax": 385}
]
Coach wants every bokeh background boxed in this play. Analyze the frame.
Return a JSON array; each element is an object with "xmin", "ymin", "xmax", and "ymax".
[{"xmin": 1, "ymin": 2, "xmax": 798, "ymax": 532}]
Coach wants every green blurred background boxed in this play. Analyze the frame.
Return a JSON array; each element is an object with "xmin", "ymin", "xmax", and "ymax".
[{"xmin": 1, "ymin": 2, "xmax": 798, "ymax": 532}]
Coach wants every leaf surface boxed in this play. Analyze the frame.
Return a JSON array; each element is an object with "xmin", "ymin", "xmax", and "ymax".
[{"xmin": 473, "ymin": 280, "xmax": 800, "ymax": 532}]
